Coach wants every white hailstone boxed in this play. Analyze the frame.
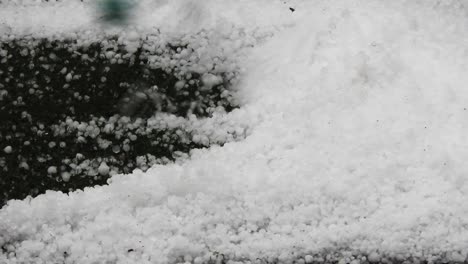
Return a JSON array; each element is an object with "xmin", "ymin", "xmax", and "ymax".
[
  {"xmin": 112, "ymin": 145, "xmax": 120, "ymax": 153},
  {"xmin": 5, "ymin": 244, "xmax": 15, "ymax": 252},
  {"xmin": 450, "ymin": 252, "xmax": 466, "ymax": 262},
  {"xmin": 201, "ymin": 73, "xmax": 223, "ymax": 91},
  {"xmin": 61, "ymin": 172, "xmax": 71, "ymax": 182},
  {"xmin": 49, "ymin": 53, "xmax": 57, "ymax": 60},
  {"xmin": 103, "ymin": 124, "xmax": 114, "ymax": 134},
  {"xmin": 87, "ymin": 168, "xmax": 98, "ymax": 177},
  {"xmin": 127, "ymin": 30, "xmax": 139, "ymax": 41},
  {"xmin": 367, "ymin": 252, "xmax": 380, "ymax": 263},
  {"xmin": 304, "ymin": 255, "xmax": 313, "ymax": 263},
  {"xmin": 21, "ymin": 111, "xmax": 30, "ymax": 120},
  {"xmin": 179, "ymin": 49, "xmax": 190, "ymax": 58},
  {"xmin": 98, "ymin": 162, "xmax": 110, "ymax": 176},
  {"xmin": 135, "ymin": 91, "xmax": 147, "ymax": 100},
  {"xmin": 97, "ymin": 138, "xmax": 111, "ymax": 149},
  {"xmin": 81, "ymin": 54, "xmax": 90, "ymax": 61},
  {"xmin": 60, "ymin": 67, "xmax": 67, "ymax": 74},
  {"xmin": 125, "ymin": 42, "xmax": 139, "ymax": 53},
  {"xmin": 47, "ymin": 166, "xmax": 57, "ymax": 174},
  {"xmin": 175, "ymin": 129, "xmax": 183, "ymax": 136},
  {"xmin": 0, "ymin": 89, "xmax": 7, "ymax": 100},
  {"xmin": 85, "ymin": 126, "xmax": 94, "ymax": 136},
  {"xmin": 60, "ymin": 142, "xmax": 66, "ymax": 148},
  {"xmin": 48, "ymin": 141, "xmax": 56, "ymax": 148},
  {"xmin": 20, "ymin": 48, "xmax": 28, "ymax": 56},
  {"xmin": 123, "ymin": 144, "xmax": 131, "ymax": 152},
  {"xmin": 174, "ymin": 80, "xmax": 186, "ymax": 90},
  {"xmin": 65, "ymin": 73, "xmax": 73, "ymax": 82},
  {"xmin": 136, "ymin": 156, "xmax": 147, "ymax": 166},
  {"xmin": 19, "ymin": 161, "xmax": 29, "ymax": 170},
  {"xmin": 3, "ymin": 146, "xmax": 12, "ymax": 153},
  {"xmin": 105, "ymin": 51, "xmax": 115, "ymax": 59},
  {"xmin": 120, "ymin": 116, "xmax": 130, "ymax": 124},
  {"xmin": 184, "ymin": 255, "xmax": 193, "ymax": 262},
  {"xmin": 91, "ymin": 127, "xmax": 100, "ymax": 138},
  {"xmin": 79, "ymin": 160, "xmax": 90, "ymax": 169}
]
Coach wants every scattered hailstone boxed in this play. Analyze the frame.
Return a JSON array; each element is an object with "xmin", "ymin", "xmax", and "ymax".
[
  {"xmin": 3, "ymin": 146, "xmax": 12, "ymax": 153},
  {"xmin": 367, "ymin": 252, "xmax": 380, "ymax": 263},
  {"xmin": 19, "ymin": 161, "xmax": 29, "ymax": 170},
  {"xmin": 194, "ymin": 257, "xmax": 203, "ymax": 264},
  {"xmin": 201, "ymin": 73, "xmax": 222, "ymax": 91},
  {"xmin": 65, "ymin": 73, "xmax": 72, "ymax": 82},
  {"xmin": 47, "ymin": 166, "xmax": 57, "ymax": 174},
  {"xmin": 61, "ymin": 172, "xmax": 71, "ymax": 182},
  {"xmin": 126, "ymin": 30, "xmax": 140, "ymax": 42},
  {"xmin": 174, "ymin": 80, "xmax": 186, "ymax": 90},
  {"xmin": 112, "ymin": 145, "xmax": 121, "ymax": 153},
  {"xmin": 20, "ymin": 48, "xmax": 28, "ymax": 57},
  {"xmin": 122, "ymin": 144, "xmax": 131, "ymax": 152},
  {"xmin": 98, "ymin": 162, "xmax": 110, "ymax": 176}
]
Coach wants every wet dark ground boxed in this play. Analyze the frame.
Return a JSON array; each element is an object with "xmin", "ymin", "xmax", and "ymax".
[{"xmin": 0, "ymin": 36, "xmax": 237, "ymax": 206}]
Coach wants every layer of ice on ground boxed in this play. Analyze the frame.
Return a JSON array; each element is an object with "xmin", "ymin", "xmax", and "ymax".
[{"xmin": 2, "ymin": 0, "xmax": 468, "ymax": 263}]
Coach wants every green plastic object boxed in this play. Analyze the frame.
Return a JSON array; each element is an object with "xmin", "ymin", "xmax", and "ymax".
[{"xmin": 99, "ymin": 0, "xmax": 133, "ymax": 24}]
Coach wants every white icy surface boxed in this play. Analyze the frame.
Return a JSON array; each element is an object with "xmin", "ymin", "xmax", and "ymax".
[{"xmin": 2, "ymin": 0, "xmax": 468, "ymax": 263}]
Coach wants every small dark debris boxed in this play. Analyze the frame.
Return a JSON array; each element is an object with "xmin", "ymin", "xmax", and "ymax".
[
  {"xmin": 127, "ymin": 249, "xmax": 134, "ymax": 253},
  {"xmin": 289, "ymin": 7, "xmax": 295, "ymax": 12}
]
